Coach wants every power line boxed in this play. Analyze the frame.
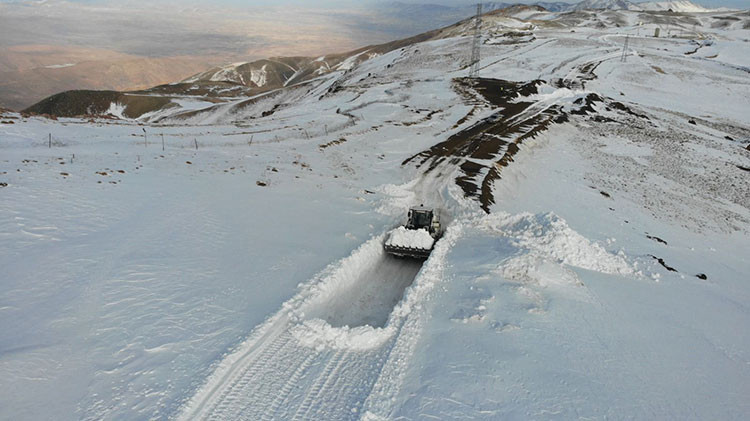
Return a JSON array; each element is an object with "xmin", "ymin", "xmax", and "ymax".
[{"xmin": 468, "ymin": 3, "xmax": 482, "ymax": 79}]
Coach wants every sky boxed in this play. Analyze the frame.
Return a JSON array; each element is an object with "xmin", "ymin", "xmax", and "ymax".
[{"xmin": 0, "ymin": 0, "xmax": 747, "ymax": 6}]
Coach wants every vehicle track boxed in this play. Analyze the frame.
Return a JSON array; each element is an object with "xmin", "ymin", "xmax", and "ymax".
[
  {"xmin": 180, "ymin": 317, "xmax": 400, "ymax": 420},
  {"xmin": 176, "ymin": 237, "xmax": 424, "ymax": 420},
  {"xmin": 290, "ymin": 349, "xmax": 347, "ymax": 421}
]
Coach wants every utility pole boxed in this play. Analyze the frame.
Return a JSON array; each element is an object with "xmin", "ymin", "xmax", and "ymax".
[
  {"xmin": 468, "ymin": 3, "xmax": 483, "ymax": 79},
  {"xmin": 621, "ymin": 35, "xmax": 630, "ymax": 62}
]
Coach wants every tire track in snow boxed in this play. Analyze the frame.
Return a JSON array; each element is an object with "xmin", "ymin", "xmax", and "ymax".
[
  {"xmin": 186, "ymin": 322, "xmax": 385, "ymax": 421},
  {"xmin": 258, "ymin": 352, "xmax": 318, "ymax": 421},
  {"xmin": 176, "ymin": 235, "xmax": 429, "ymax": 420},
  {"xmin": 311, "ymin": 349, "xmax": 382, "ymax": 420},
  {"xmin": 184, "ymin": 319, "xmax": 292, "ymax": 420},
  {"xmin": 290, "ymin": 350, "xmax": 347, "ymax": 421}
]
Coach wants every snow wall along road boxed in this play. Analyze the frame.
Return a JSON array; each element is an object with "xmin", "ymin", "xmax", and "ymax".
[{"xmin": 177, "ymin": 229, "xmax": 456, "ymax": 420}]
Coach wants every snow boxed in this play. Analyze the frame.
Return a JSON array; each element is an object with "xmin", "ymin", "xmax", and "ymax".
[
  {"xmin": 290, "ymin": 319, "xmax": 394, "ymax": 351},
  {"xmin": 390, "ymin": 119, "xmax": 749, "ymax": 419},
  {"xmin": 2, "ymin": 5, "xmax": 750, "ymax": 420},
  {"xmin": 336, "ymin": 50, "xmax": 370, "ymax": 71},
  {"xmin": 480, "ymin": 212, "xmax": 635, "ymax": 276},
  {"xmin": 105, "ymin": 102, "xmax": 126, "ymax": 119},
  {"xmin": 572, "ymin": 0, "xmax": 641, "ymax": 11},
  {"xmin": 207, "ymin": 62, "xmax": 250, "ymax": 85},
  {"xmin": 44, "ymin": 63, "xmax": 76, "ymax": 69},
  {"xmin": 385, "ymin": 226, "xmax": 435, "ymax": 250},
  {"xmin": 637, "ymin": 1, "xmax": 714, "ymax": 12},
  {"xmin": 249, "ymin": 64, "xmax": 267, "ymax": 87}
]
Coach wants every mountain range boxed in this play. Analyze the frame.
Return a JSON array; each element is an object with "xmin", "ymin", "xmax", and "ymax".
[{"xmin": 19, "ymin": 0, "xmax": 736, "ymax": 116}]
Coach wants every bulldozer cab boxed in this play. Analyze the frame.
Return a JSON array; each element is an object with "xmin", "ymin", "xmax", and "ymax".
[{"xmin": 406, "ymin": 207, "xmax": 434, "ymax": 230}]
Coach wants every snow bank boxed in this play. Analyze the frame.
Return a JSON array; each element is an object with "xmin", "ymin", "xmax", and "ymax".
[
  {"xmin": 290, "ymin": 319, "xmax": 394, "ymax": 351},
  {"xmin": 375, "ymin": 180, "xmax": 419, "ymax": 215},
  {"xmin": 480, "ymin": 212, "xmax": 634, "ymax": 276},
  {"xmin": 361, "ymin": 222, "xmax": 464, "ymax": 415},
  {"xmin": 525, "ymin": 85, "xmax": 577, "ymax": 102},
  {"xmin": 284, "ymin": 233, "xmax": 420, "ymax": 350},
  {"xmin": 288, "ymin": 234, "xmax": 387, "ymax": 320},
  {"xmin": 385, "ymin": 226, "xmax": 434, "ymax": 250}
]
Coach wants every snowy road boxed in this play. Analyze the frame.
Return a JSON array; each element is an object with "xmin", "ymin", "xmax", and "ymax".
[{"xmin": 178, "ymin": 237, "xmax": 425, "ymax": 420}]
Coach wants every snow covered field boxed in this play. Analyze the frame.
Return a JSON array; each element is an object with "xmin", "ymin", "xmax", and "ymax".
[{"xmin": 1, "ymin": 7, "xmax": 749, "ymax": 420}]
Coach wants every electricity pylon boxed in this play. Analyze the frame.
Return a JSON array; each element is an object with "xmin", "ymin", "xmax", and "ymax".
[{"xmin": 469, "ymin": 3, "xmax": 483, "ymax": 78}]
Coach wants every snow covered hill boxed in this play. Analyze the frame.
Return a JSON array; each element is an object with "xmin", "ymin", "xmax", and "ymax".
[
  {"xmin": 570, "ymin": 0, "xmax": 641, "ymax": 11},
  {"xmin": 569, "ymin": 0, "xmax": 716, "ymax": 12},
  {"xmin": 24, "ymin": 4, "xmax": 746, "ymax": 121},
  {"xmin": 2, "ymin": 4, "xmax": 750, "ymax": 420},
  {"xmin": 638, "ymin": 0, "xmax": 715, "ymax": 12}
]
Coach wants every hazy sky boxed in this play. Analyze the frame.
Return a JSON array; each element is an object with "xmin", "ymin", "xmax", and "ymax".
[
  {"xmin": 1, "ymin": 0, "xmax": 747, "ymax": 58},
  {"xmin": 0, "ymin": 0, "xmax": 746, "ymax": 6}
]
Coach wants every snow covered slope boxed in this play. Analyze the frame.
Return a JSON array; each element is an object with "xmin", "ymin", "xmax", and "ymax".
[
  {"xmin": 2, "ymin": 5, "xmax": 749, "ymax": 420},
  {"xmin": 571, "ymin": 0, "xmax": 640, "ymax": 11},
  {"xmin": 638, "ymin": 1, "xmax": 714, "ymax": 12}
]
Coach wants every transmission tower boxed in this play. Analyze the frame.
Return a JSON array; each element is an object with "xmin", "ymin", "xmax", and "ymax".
[
  {"xmin": 468, "ymin": 3, "xmax": 483, "ymax": 79},
  {"xmin": 621, "ymin": 35, "xmax": 630, "ymax": 62}
]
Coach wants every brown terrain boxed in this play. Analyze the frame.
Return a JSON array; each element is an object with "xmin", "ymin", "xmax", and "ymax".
[
  {"xmin": 0, "ymin": 0, "xmax": 432, "ymax": 111},
  {"xmin": 21, "ymin": 23, "xmax": 461, "ymax": 119},
  {"xmin": 403, "ymin": 58, "xmax": 652, "ymax": 213},
  {"xmin": 0, "ymin": 45, "xmax": 226, "ymax": 110}
]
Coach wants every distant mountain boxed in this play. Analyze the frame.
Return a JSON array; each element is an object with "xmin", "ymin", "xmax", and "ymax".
[
  {"xmin": 24, "ymin": 2, "xmax": 739, "ymax": 120},
  {"xmin": 534, "ymin": 2, "xmax": 577, "ymax": 12},
  {"xmin": 376, "ymin": 1, "xmax": 715, "ymax": 16},
  {"xmin": 24, "ymin": 26, "xmax": 452, "ymax": 118},
  {"xmin": 570, "ymin": 0, "xmax": 640, "ymax": 11},
  {"xmin": 637, "ymin": 1, "xmax": 714, "ymax": 12},
  {"xmin": 372, "ymin": 2, "xmax": 570, "ymax": 30},
  {"xmin": 568, "ymin": 0, "xmax": 716, "ymax": 12},
  {"xmin": 24, "ymin": 3, "xmax": 563, "ymax": 119}
]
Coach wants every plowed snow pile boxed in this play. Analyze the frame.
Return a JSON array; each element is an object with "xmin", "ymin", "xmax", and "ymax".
[
  {"xmin": 385, "ymin": 227, "xmax": 435, "ymax": 249},
  {"xmin": 482, "ymin": 212, "xmax": 634, "ymax": 276}
]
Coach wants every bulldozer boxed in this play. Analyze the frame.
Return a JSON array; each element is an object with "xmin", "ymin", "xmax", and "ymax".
[{"xmin": 384, "ymin": 206, "xmax": 442, "ymax": 259}]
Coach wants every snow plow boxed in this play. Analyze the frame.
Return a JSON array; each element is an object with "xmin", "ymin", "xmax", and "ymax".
[{"xmin": 384, "ymin": 206, "xmax": 442, "ymax": 259}]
